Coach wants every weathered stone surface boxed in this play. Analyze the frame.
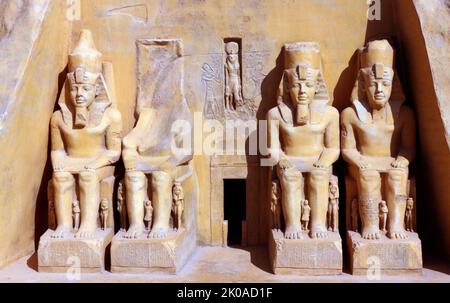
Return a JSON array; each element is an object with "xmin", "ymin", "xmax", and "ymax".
[
  {"xmin": 38, "ymin": 229, "xmax": 113, "ymax": 273},
  {"xmin": 347, "ymin": 231, "xmax": 422, "ymax": 275},
  {"xmin": 268, "ymin": 230, "xmax": 342, "ymax": 275},
  {"xmin": 111, "ymin": 229, "xmax": 196, "ymax": 274},
  {"xmin": 0, "ymin": 0, "xmax": 69, "ymax": 269}
]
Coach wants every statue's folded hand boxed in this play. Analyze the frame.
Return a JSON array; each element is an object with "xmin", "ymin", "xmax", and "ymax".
[
  {"xmin": 390, "ymin": 157, "xmax": 408, "ymax": 169},
  {"xmin": 313, "ymin": 159, "xmax": 328, "ymax": 169},
  {"xmin": 53, "ymin": 165, "xmax": 67, "ymax": 172},
  {"xmin": 357, "ymin": 158, "xmax": 370, "ymax": 170},
  {"xmin": 279, "ymin": 158, "xmax": 293, "ymax": 170}
]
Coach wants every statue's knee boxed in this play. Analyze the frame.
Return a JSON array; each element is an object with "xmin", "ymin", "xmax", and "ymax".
[
  {"xmin": 387, "ymin": 169, "xmax": 406, "ymax": 183},
  {"xmin": 53, "ymin": 171, "xmax": 73, "ymax": 183},
  {"xmin": 359, "ymin": 170, "xmax": 380, "ymax": 183},
  {"xmin": 276, "ymin": 166, "xmax": 300, "ymax": 183},
  {"xmin": 151, "ymin": 171, "xmax": 171, "ymax": 187},
  {"xmin": 125, "ymin": 171, "xmax": 146, "ymax": 188},
  {"xmin": 79, "ymin": 171, "xmax": 98, "ymax": 183},
  {"xmin": 309, "ymin": 169, "xmax": 328, "ymax": 183}
]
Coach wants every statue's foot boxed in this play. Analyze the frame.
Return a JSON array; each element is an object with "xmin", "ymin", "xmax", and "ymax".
[
  {"xmin": 387, "ymin": 228, "xmax": 408, "ymax": 239},
  {"xmin": 148, "ymin": 226, "xmax": 169, "ymax": 239},
  {"xmin": 284, "ymin": 224, "xmax": 303, "ymax": 239},
  {"xmin": 75, "ymin": 226, "xmax": 95, "ymax": 239},
  {"xmin": 361, "ymin": 225, "xmax": 381, "ymax": 240},
  {"xmin": 51, "ymin": 226, "xmax": 71, "ymax": 239},
  {"xmin": 123, "ymin": 224, "xmax": 144, "ymax": 239},
  {"xmin": 310, "ymin": 225, "xmax": 328, "ymax": 239},
  {"xmin": 328, "ymin": 227, "xmax": 332, "ymax": 231}
]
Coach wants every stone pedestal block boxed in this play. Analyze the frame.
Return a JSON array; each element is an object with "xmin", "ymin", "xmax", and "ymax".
[
  {"xmin": 38, "ymin": 229, "xmax": 113, "ymax": 273},
  {"xmin": 268, "ymin": 229, "xmax": 342, "ymax": 275},
  {"xmin": 347, "ymin": 231, "xmax": 423, "ymax": 275},
  {"xmin": 111, "ymin": 228, "xmax": 196, "ymax": 274}
]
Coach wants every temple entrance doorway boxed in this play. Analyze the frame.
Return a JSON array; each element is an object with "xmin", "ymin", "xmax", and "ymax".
[{"xmin": 224, "ymin": 179, "xmax": 246, "ymax": 246}]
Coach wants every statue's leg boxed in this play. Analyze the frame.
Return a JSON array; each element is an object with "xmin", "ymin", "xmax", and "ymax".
[
  {"xmin": 308, "ymin": 169, "xmax": 329, "ymax": 238},
  {"xmin": 75, "ymin": 171, "xmax": 100, "ymax": 239},
  {"xmin": 354, "ymin": 168, "xmax": 382, "ymax": 240},
  {"xmin": 149, "ymin": 171, "xmax": 172, "ymax": 239},
  {"xmin": 124, "ymin": 171, "xmax": 146, "ymax": 238},
  {"xmin": 52, "ymin": 172, "xmax": 75, "ymax": 238},
  {"xmin": 386, "ymin": 168, "xmax": 408, "ymax": 239},
  {"xmin": 277, "ymin": 165, "xmax": 303, "ymax": 239}
]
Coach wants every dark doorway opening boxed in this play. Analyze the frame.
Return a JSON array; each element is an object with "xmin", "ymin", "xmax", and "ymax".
[{"xmin": 224, "ymin": 179, "xmax": 246, "ymax": 246}]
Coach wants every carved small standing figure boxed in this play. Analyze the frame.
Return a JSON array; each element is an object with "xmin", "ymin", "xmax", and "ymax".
[
  {"xmin": 327, "ymin": 178, "xmax": 339, "ymax": 232},
  {"xmin": 405, "ymin": 198, "xmax": 414, "ymax": 232},
  {"xmin": 172, "ymin": 182, "xmax": 184, "ymax": 230},
  {"xmin": 270, "ymin": 181, "xmax": 281, "ymax": 230},
  {"xmin": 117, "ymin": 181, "xmax": 128, "ymax": 231},
  {"xmin": 351, "ymin": 198, "xmax": 359, "ymax": 232},
  {"xmin": 301, "ymin": 200, "xmax": 311, "ymax": 231},
  {"xmin": 72, "ymin": 200, "xmax": 80, "ymax": 231},
  {"xmin": 100, "ymin": 198, "xmax": 108, "ymax": 230},
  {"xmin": 379, "ymin": 200, "xmax": 388, "ymax": 233},
  {"xmin": 144, "ymin": 199, "xmax": 153, "ymax": 231},
  {"xmin": 224, "ymin": 41, "xmax": 243, "ymax": 111}
]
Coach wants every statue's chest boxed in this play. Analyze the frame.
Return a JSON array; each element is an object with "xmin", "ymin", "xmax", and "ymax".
[
  {"xmin": 354, "ymin": 121, "xmax": 395, "ymax": 143},
  {"xmin": 280, "ymin": 122, "xmax": 326, "ymax": 143},
  {"xmin": 61, "ymin": 123, "xmax": 107, "ymax": 144}
]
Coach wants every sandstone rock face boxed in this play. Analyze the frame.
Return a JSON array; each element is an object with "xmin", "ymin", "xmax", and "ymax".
[
  {"xmin": 0, "ymin": 0, "xmax": 70, "ymax": 269},
  {"xmin": 0, "ymin": 0, "xmax": 24, "ymax": 41}
]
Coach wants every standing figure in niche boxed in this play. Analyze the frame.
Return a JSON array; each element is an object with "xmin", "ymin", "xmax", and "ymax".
[
  {"xmin": 327, "ymin": 177, "xmax": 339, "ymax": 232},
  {"xmin": 144, "ymin": 199, "xmax": 153, "ymax": 231},
  {"xmin": 379, "ymin": 200, "xmax": 388, "ymax": 233},
  {"xmin": 117, "ymin": 181, "xmax": 128, "ymax": 231},
  {"xmin": 224, "ymin": 42, "xmax": 243, "ymax": 111},
  {"xmin": 270, "ymin": 181, "xmax": 281, "ymax": 230},
  {"xmin": 172, "ymin": 182, "xmax": 184, "ymax": 230},
  {"xmin": 301, "ymin": 200, "xmax": 311, "ymax": 231},
  {"xmin": 405, "ymin": 197, "xmax": 414, "ymax": 232},
  {"xmin": 72, "ymin": 200, "xmax": 80, "ymax": 231},
  {"xmin": 100, "ymin": 198, "xmax": 108, "ymax": 230}
]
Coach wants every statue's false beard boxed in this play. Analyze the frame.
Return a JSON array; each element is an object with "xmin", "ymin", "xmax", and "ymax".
[
  {"xmin": 74, "ymin": 106, "xmax": 89, "ymax": 128},
  {"xmin": 295, "ymin": 103, "xmax": 309, "ymax": 125}
]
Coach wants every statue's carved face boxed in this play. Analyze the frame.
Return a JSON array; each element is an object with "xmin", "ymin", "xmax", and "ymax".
[
  {"xmin": 227, "ymin": 51, "xmax": 238, "ymax": 64},
  {"xmin": 68, "ymin": 68, "xmax": 99, "ymax": 108},
  {"xmin": 362, "ymin": 64, "xmax": 393, "ymax": 110},
  {"xmin": 70, "ymin": 82, "xmax": 96, "ymax": 108},
  {"xmin": 287, "ymin": 65, "xmax": 319, "ymax": 106},
  {"xmin": 329, "ymin": 184, "xmax": 337, "ymax": 194}
]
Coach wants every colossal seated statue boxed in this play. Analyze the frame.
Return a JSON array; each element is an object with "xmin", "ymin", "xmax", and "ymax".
[
  {"xmin": 38, "ymin": 30, "xmax": 122, "ymax": 272},
  {"xmin": 49, "ymin": 30, "xmax": 122, "ymax": 239},
  {"xmin": 341, "ymin": 40, "xmax": 416, "ymax": 240},
  {"xmin": 267, "ymin": 42, "xmax": 340, "ymax": 239},
  {"xmin": 342, "ymin": 40, "xmax": 422, "ymax": 275},
  {"xmin": 266, "ymin": 42, "xmax": 342, "ymax": 275},
  {"xmin": 110, "ymin": 39, "xmax": 197, "ymax": 274}
]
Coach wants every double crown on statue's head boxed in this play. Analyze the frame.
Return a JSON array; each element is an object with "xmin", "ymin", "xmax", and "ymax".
[
  {"xmin": 283, "ymin": 42, "xmax": 321, "ymax": 86},
  {"xmin": 359, "ymin": 39, "xmax": 394, "ymax": 79},
  {"xmin": 67, "ymin": 30, "xmax": 103, "ymax": 85}
]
